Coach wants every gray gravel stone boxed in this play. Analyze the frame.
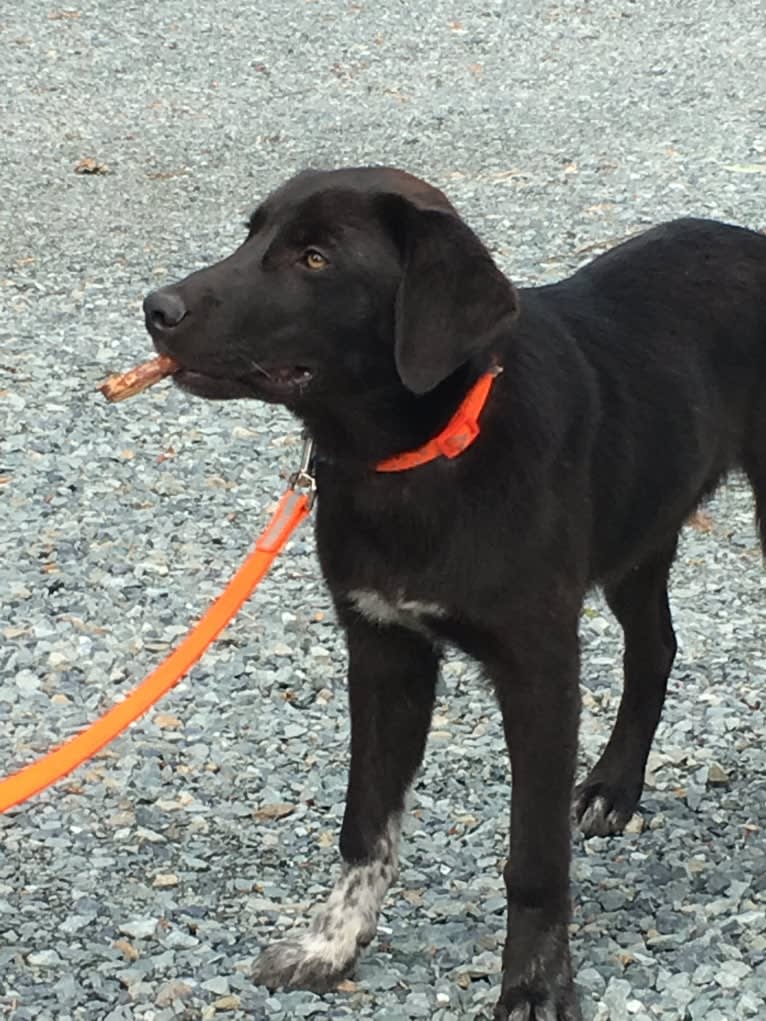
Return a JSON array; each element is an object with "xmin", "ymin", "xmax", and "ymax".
[
  {"xmin": 578, "ymin": 967, "xmax": 607, "ymax": 999},
  {"xmin": 26, "ymin": 950, "xmax": 62, "ymax": 968}
]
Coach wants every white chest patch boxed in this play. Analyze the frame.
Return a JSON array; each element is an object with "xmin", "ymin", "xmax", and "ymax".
[{"xmin": 348, "ymin": 589, "xmax": 447, "ymax": 632}]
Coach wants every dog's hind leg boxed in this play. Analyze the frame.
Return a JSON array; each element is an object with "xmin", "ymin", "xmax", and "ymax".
[
  {"xmin": 252, "ymin": 614, "xmax": 439, "ymax": 993},
  {"xmin": 574, "ymin": 541, "xmax": 678, "ymax": 837}
]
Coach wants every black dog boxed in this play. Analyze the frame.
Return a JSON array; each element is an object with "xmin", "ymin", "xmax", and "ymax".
[{"xmin": 142, "ymin": 167, "xmax": 766, "ymax": 1020}]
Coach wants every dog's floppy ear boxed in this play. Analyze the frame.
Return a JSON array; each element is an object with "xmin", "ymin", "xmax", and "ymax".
[{"xmin": 382, "ymin": 195, "xmax": 518, "ymax": 394}]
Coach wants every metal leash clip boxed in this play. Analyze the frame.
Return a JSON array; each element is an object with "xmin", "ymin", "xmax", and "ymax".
[{"xmin": 289, "ymin": 432, "xmax": 317, "ymax": 507}]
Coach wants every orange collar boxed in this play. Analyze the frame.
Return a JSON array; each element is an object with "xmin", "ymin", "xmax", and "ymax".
[{"xmin": 376, "ymin": 364, "xmax": 502, "ymax": 473}]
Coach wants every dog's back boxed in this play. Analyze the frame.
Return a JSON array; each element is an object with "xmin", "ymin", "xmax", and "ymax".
[{"xmin": 529, "ymin": 218, "xmax": 766, "ymax": 580}]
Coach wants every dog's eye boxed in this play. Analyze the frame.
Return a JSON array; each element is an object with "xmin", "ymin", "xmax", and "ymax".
[{"xmin": 302, "ymin": 249, "xmax": 329, "ymax": 271}]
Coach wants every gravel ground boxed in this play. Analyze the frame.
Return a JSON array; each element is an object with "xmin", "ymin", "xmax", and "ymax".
[{"xmin": 2, "ymin": 1, "xmax": 766, "ymax": 1018}]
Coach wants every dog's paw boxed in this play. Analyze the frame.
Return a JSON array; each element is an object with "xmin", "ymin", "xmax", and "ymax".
[
  {"xmin": 495, "ymin": 921, "xmax": 582, "ymax": 1021},
  {"xmin": 572, "ymin": 777, "xmax": 641, "ymax": 837},
  {"xmin": 493, "ymin": 999, "xmax": 581, "ymax": 1021},
  {"xmin": 494, "ymin": 982, "xmax": 582, "ymax": 1021},
  {"xmin": 252, "ymin": 932, "xmax": 358, "ymax": 993},
  {"xmin": 253, "ymin": 832, "xmax": 398, "ymax": 993}
]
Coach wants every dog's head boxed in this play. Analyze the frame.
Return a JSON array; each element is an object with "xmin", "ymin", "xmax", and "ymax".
[{"xmin": 144, "ymin": 167, "xmax": 517, "ymax": 406}]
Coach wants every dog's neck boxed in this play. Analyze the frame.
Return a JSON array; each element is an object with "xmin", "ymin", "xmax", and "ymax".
[{"xmin": 296, "ymin": 356, "xmax": 496, "ymax": 474}]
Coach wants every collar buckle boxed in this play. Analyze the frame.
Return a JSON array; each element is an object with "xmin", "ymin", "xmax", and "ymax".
[
  {"xmin": 435, "ymin": 415, "xmax": 480, "ymax": 459},
  {"xmin": 376, "ymin": 363, "xmax": 501, "ymax": 473}
]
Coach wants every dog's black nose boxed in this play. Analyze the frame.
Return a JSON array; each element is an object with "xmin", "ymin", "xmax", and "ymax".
[{"xmin": 144, "ymin": 289, "xmax": 188, "ymax": 332}]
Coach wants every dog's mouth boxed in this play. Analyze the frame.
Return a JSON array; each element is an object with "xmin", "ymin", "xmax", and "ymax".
[{"xmin": 173, "ymin": 362, "xmax": 316, "ymax": 402}]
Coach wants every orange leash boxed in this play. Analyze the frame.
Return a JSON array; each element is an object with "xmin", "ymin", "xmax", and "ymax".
[{"xmin": 0, "ymin": 470, "xmax": 314, "ymax": 815}]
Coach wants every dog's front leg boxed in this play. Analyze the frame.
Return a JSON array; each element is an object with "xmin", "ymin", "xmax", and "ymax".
[
  {"xmin": 253, "ymin": 612, "xmax": 439, "ymax": 993},
  {"xmin": 491, "ymin": 619, "xmax": 583, "ymax": 1021}
]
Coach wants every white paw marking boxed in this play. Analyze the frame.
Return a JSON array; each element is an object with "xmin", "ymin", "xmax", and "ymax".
[
  {"xmin": 578, "ymin": 795, "xmax": 629, "ymax": 837},
  {"xmin": 254, "ymin": 818, "xmax": 401, "ymax": 988},
  {"xmin": 349, "ymin": 589, "xmax": 447, "ymax": 633}
]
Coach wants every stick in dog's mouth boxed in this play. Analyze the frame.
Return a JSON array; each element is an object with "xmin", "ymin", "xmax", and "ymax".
[{"xmin": 99, "ymin": 354, "xmax": 179, "ymax": 402}]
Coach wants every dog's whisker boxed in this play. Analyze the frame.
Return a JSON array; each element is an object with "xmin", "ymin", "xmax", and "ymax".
[{"xmin": 249, "ymin": 359, "xmax": 273, "ymax": 379}]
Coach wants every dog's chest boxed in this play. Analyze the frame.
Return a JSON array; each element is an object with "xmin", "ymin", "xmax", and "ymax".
[
  {"xmin": 347, "ymin": 589, "xmax": 448, "ymax": 634},
  {"xmin": 316, "ymin": 475, "xmax": 461, "ymax": 633}
]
